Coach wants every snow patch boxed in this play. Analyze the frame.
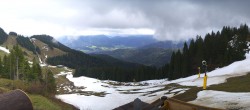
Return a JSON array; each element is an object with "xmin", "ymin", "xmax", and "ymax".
[
  {"xmin": 28, "ymin": 61, "xmax": 33, "ymax": 64},
  {"xmin": 42, "ymin": 45, "xmax": 49, "ymax": 51},
  {"xmin": 189, "ymin": 90, "xmax": 250, "ymax": 110},
  {"xmin": 0, "ymin": 46, "xmax": 10, "ymax": 54},
  {"xmin": 171, "ymin": 88, "xmax": 189, "ymax": 93}
]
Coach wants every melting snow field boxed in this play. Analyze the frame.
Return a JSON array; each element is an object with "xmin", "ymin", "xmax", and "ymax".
[
  {"xmin": 56, "ymin": 72, "xmax": 176, "ymax": 110},
  {"xmin": 56, "ymin": 53, "xmax": 250, "ymax": 110}
]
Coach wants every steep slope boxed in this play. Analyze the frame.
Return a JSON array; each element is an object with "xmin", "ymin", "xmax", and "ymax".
[
  {"xmin": 2, "ymin": 34, "xmax": 18, "ymax": 47},
  {"xmin": 2, "ymin": 34, "xmax": 37, "ymax": 61},
  {"xmin": 31, "ymin": 35, "xmax": 72, "ymax": 52},
  {"xmin": 31, "ymin": 38, "xmax": 66, "ymax": 62},
  {"xmin": 1, "ymin": 34, "xmax": 67, "ymax": 62}
]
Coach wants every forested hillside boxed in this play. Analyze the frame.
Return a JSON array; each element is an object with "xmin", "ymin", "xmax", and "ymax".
[
  {"xmin": 95, "ymin": 48, "xmax": 174, "ymax": 67},
  {"xmin": 47, "ymin": 50, "xmax": 160, "ymax": 82},
  {"xmin": 0, "ymin": 28, "xmax": 8, "ymax": 45},
  {"xmin": 16, "ymin": 35, "xmax": 40, "ymax": 54},
  {"xmin": 159, "ymin": 24, "xmax": 250, "ymax": 80}
]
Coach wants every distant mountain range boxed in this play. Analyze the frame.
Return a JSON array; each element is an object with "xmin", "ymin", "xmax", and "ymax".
[
  {"xmin": 59, "ymin": 35, "xmax": 186, "ymax": 67},
  {"xmin": 58, "ymin": 35, "xmax": 157, "ymax": 53}
]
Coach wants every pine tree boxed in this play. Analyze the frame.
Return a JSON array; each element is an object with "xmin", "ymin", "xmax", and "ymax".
[
  {"xmin": 182, "ymin": 42, "xmax": 189, "ymax": 77},
  {"xmin": 168, "ymin": 52, "xmax": 175, "ymax": 80},
  {"xmin": 0, "ymin": 58, "xmax": 3, "ymax": 77},
  {"xmin": 160, "ymin": 24, "xmax": 250, "ymax": 81},
  {"xmin": 31, "ymin": 58, "xmax": 42, "ymax": 82},
  {"xmin": 46, "ymin": 70, "xmax": 56, "ymax": 93}
]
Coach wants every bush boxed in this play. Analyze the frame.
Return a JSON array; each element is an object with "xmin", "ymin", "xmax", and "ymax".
[{"xmin": 26, "ymin": 82, "xmax": 45, "ymax": 95}]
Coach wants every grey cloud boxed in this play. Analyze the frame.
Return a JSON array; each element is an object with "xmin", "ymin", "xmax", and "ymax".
[
  {"xmin": 62, "ymin": 0, "xmax": 250, "ymax": 41},
  {"xmin": 4, "ymin": 0, "xmax": 250, "ymax": 41}
]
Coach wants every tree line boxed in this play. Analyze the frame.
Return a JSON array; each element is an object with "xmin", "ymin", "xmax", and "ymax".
[{"xmin": 158, "ymin": 24, "xmax": 250, "ymax": 80}]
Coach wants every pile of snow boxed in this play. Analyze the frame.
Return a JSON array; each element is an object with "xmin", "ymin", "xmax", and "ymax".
[
  {"xmin": 0, "ymin": 46, "xmax": 10, "ymax": 54},
  {"xmin": 189, "ymin": 90, "xmax": 250, "ymax": 110}
]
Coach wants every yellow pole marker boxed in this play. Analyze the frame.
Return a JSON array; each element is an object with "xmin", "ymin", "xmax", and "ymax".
[
  {"xmin": 203, "ymin": 74, "xmax": 207, "ymax": 90},
  {"xmin": 198, "ymin": 67, "xmax": 200, "ymax": 78},
  {"xmin": 202, "ymin": 60, "xmax": 207, "ymax": 90}
]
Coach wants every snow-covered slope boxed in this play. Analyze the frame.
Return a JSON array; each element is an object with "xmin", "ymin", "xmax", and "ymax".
[
  {"xmin": 56, "ymin": 53, "xmax": 250, "ymax": 110},
  {"xmin": 0, "ymin": 46, "xmax": 10, "ymax": 54},
  {"xmin": 56, "ymin": 72, "xmax": 180, "ymax": 110},
  {"xmin": 169, "ymin": 53, "xmax": 250, "ymax": 87}
]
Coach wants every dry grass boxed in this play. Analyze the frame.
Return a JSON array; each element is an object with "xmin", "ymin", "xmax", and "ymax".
[{"xmin": 32, "ymin": 39, "xmax": 66, "ymax": 60}]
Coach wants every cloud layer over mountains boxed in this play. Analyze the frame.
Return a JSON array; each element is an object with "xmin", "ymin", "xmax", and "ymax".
[{"xmin": 0, "ymin": 0, "xmax": 249, "ymax": 41}]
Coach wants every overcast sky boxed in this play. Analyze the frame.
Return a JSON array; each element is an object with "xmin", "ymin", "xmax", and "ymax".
[{"xmin": 0, "ymin": 0, "xmax": 249, "ymax": 41}]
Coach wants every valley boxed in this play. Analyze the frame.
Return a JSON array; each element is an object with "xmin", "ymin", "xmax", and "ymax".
[
  {"xmin": 1, "ymin": 1, "xmax": 250, "ymax": 110},
  {"xmin": 59, "ymin": 35, "xmax": 185, "ymax": 67}
]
